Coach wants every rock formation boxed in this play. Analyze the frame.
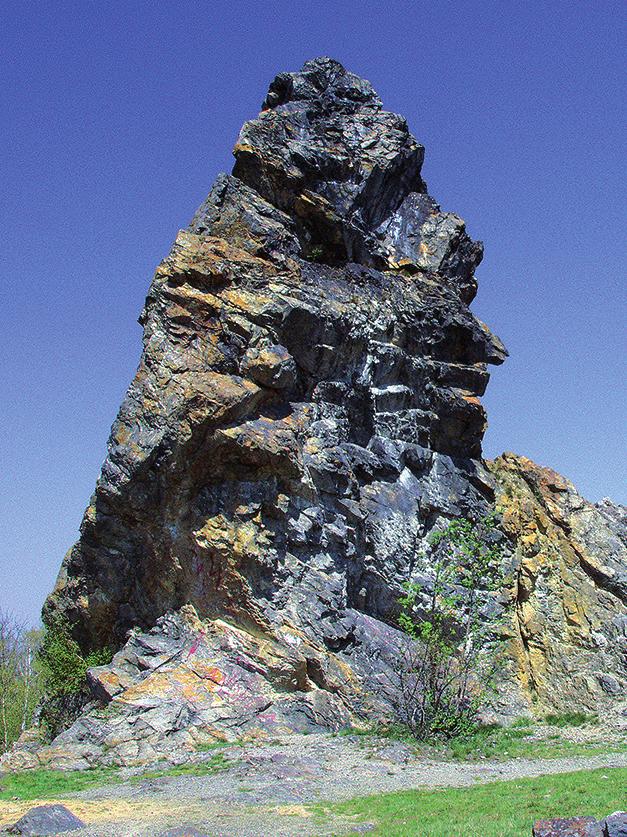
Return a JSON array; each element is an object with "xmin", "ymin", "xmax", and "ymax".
[
  {"xmin": 490, "ymin": 454, "xmax": 626, "ymax": 717},
  {"xmin": 7, "ymin": 59, "xmax": 624, "ymax": 768}
]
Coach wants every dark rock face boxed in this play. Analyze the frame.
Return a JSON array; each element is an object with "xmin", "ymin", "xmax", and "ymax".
[
  {"xmin": 14, "ymin": 59, "xmax": 620, "ymax": 768},
  {"xmin": 45, "ymin": 57, "xmax": 505, "ymax": 654}
]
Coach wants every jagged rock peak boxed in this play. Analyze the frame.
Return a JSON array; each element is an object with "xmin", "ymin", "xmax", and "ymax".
[
  {"xmin": 262, "ymin": 57, "xmax": 382, "ymax": 111},
  {"xmin": 217, "ymin": 57, "xmax": 483, "ymax": 294},
  {"xmin": 46, "ymin": 57, "xmax": 508, "ymax": 658}
]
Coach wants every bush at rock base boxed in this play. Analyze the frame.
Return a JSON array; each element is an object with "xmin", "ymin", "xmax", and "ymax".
[
  {"xmin": 392, "ymin": 514, "xmax": 507, "ymax": 740},
  {"xmin": 37, "ymin": 617, "xmax": 112, "ymax": 739}
]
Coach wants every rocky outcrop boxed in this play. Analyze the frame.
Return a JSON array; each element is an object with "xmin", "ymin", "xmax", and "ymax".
[
  {"xmin": 46, "ymin": 59, "xmax": 507, "ymax": 655},
  {"xmin": 490, "ymin": 454, "xmax": 626, "ymax": 722},
  {"xmin": 6, "ymin": 59, "xmax": 623, "ymax": 768}
]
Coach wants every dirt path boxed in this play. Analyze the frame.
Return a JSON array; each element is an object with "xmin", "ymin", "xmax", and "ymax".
[{"xmin": 2, "ymin": 733, "xmax": 626, "ymax": 836}]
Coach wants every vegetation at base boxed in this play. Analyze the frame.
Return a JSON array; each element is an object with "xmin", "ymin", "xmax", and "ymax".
[
  {"xmin": 543, "ymin": 711, "xmax": 599, "ymax": 728},
  {"xmin": 131, "ymin": 753, "xmax": 230, "ymax": 780},
  {"xmin": 392, "ymin": 514, "xmax": 507, "ymax": 740},
  {"xmin": 38, "ymin": 616, "xmax": 112, "ymax": 698},
  {"xmin": 36, "ymin": 616, "xmax": 113, "ymax": 740},
  {"xmin": 0, "ymin": 766, "xmax": 120, "ymax": 801},
  {"xmin": 0, "ymin": 754, "xmax": 233, "ymax": 801},
  {"xmin": 337, "ymin": 723, "xmax": 417, "ymax": 744},
  {"xmin": 194, "ymin": 739, "xmax": 236, "ymax": 752},
  {"xmin": 337, "ymin": 720, "xmax": 627, "ymax": 762},
  {"xmin": 443, "ymin": 723, "xmax": 625, "ymax": 762},
  {"xmin": 315, "ymin": 767, "xmax": 627, "ymax": 837}
]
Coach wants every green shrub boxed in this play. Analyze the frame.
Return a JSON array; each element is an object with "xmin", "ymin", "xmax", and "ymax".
[
  {"xmin": 37, "ymin": 617, "xmax": 113, "ymax": 740},
  {"xmin": 39, "ymin": 623, "xmax": 87, "ymax": 697},
  {"xmin": 393, "ymin": 513, "xmax": 507, "ymax": 741},
  {"xmin": 305, "ymin": 244, "xmax": 326, "ymax": 262},
  {"xmin": 39, "ymin": 617, "xmax": 112, "ymax": 698}
]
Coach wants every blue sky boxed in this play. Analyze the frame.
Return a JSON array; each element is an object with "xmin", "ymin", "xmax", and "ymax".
[{"xmin": 1, "ymin": 0, "xmax": 625, "ymax": 626}]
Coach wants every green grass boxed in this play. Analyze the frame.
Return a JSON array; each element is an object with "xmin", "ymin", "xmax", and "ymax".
[
  {"xmin": 316, "ymin": 767, "xmax": 627, "ymax": 837},
  {"xmin": 194, "ymin": 739, "xmax": 232, "ymax": 752},
  {"xmin": 338, "ymin": 721, "xmax": 626, "ymax": 762},
  {"xmin": 445, "ymin": 722, "xmax": 533, "ymax": 760},
  {"xmin": 130, "ymin": 753, "xmax": 230, "ymax": 781},
  {"xmin": 0, "ymin": 767, "xmax": 120, "ymax": 801},
  {"xmin": 0, "ymin": 754, "xmax": 231, "ymax": 801},
  {"xmin": 444, "ymin": 723, "xmax": 625, "ymax": 762},
  {"xmin": 542, "ymin": 711, "xmax": 599, "ymax": 727},
  {"xmin": 337, "ymin": 723, "xmax": 417, "ymax": 744}
]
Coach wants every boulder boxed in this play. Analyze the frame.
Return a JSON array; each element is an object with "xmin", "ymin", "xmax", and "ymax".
[
  {"xmin": 8, "ymin": 804, "xmax": 85, "ymax": 835},
  {"xmin": 532, "ymin": 818, "xmax": 603, "ymax": 837},
  {"xmin": 605, "ymin": 811, "xmax": 627, "ymax": 837}
]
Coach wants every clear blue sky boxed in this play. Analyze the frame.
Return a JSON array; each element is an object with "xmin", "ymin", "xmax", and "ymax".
[{"xmin": 1, "ymin": 0, "xmax": 625, "ymax": 627}]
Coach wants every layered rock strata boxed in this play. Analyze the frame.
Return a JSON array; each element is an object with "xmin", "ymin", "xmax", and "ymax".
[{"xmin": 7, "ymin": 59, "xmax": 622, "ymax": 768}]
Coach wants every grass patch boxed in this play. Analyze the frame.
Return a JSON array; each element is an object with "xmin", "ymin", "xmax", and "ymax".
[
  {"xmin": 194, "ymin": 739, "xmax": 232, "ymax": 753},
  {"xmin": 442, "ymin": 723, "xmax": 623, "ymax": 761},
  {"xmin": 445, "ymin": 722, "xmax": 534, "ymax": 760},
  {"xmin": 337, "ymin": 723, "xmax": 417, "ymax": 745},
  {"xmin": 317, "ymin": 767, "xmax": 627, "ymax": 837},
  {"xmin": 0, "ymin": 767, "xmax": 120, "ymax": 801},
  {"xmin": 542, "ymin": 712, "xmax": 599, "ymax": 728},
  {"xmin": 338, "ymin": 721, "xmax": 626, "ymax": 762},
  {"xmin": 0, "ymin": 754, "xmax": 233, "ymax": 801},
  {"xmin": 130, "ymin": 753, "xmax": 230, "ymax": 781}
]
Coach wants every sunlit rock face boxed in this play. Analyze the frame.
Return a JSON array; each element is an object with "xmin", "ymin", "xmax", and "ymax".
[
  {"xmin": 23, "ymin": 59, "xmax": 622, "ymax": 767},
  {"xmin": 488, "ymin": 454, "xmax": 626, "ymax": 722}
]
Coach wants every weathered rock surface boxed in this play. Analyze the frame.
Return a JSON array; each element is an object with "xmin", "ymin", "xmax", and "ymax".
[
  {"xmin": 48, "ymin": 59, "xmax": 506, "ymax": 653},
  {"xmin": 532, "ymin": 818, "xmax": 603, "ymax": 837},
  {"xmin": 489, "ymin": 454, "xmax": 626, "ymax": 722},
  {"xmin": 5, "ymin": 58, "xmax": 623, "ymax": 768},
  {"xmin": 605, "ymin": 812, "xmax": 627, "ymax": 837}
]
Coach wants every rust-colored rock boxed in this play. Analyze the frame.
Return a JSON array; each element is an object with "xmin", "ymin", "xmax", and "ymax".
[{"xmin": 489, "ymin": 454, "xmax": 626, "ymax": 722}]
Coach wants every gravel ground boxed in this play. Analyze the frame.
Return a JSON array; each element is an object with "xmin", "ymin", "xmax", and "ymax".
[{"xmin": 2, "ymin": 731, "xmax": 626, "ymax": 836}]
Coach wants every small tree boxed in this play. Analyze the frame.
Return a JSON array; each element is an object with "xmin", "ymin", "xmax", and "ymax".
[
  {"xmin": 19, "ymin": 629, "xmax": 42, "ymax": 733},
  {"xmin": 393, "ymin": 513, "xmax": 506, "ymax": 740},
  {"xmin": 0, "ymin": 610, "xmax": 20, "ymax": 752}
]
